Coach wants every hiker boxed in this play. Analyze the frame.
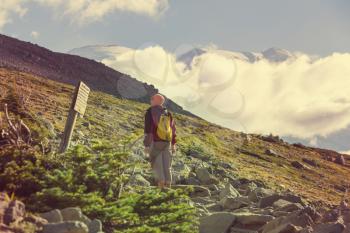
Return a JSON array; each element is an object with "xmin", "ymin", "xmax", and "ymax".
[{"xmin": 144, "ymin": 94, "xmax": 176, "ymax": 188}]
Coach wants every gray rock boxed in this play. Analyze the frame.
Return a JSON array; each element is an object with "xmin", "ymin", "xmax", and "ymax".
[
  {"xmin": 262, "ymin": 209, "xmax": 314, "ymax": 233},
  {"xmin": 217, "ymin": 161, "xmax": 235, "ymax": 170},
  {"xmin": 219, "ymin": 183, "xmax": 240, "ymax": 200},
  {"xmin": 185, "ymin": 177, "xmax": 201, "ymax": 185},
  {"xmin": 196, "ymin": 168, "xmax": 218, "ymax": 185},
  {"xmin": 40, "ymin": 209, "xmax": 63, "ymax": 223},
  {"xmin": 276, "ymin": 203, "xmax": 303, "ymax": 213},
  {"xmin": 82, "ymin": 122, "xmax": 91, "ymax": 129},
  {"xmin": 234, "ymin": 212, "xmax": 274, "ymax": 226},
  {"xmin": 302, "ymin": 158, "xmax": 318, "ymax": 167},
  {"xmin": 335, "ymin": 155, "xmax": 346, "ymax": 166},
  {"xmin": 205, "ymin": 203, "xmax": 223, "ymax": 212},
  {"xmin": 192, "ymin": 186, "xmax": 211, "ymax": 197},
  {"xmin": 88, "ymin": 219, "xmax": 103, "ymax": 233},
  {"xmin": 313, "ymin": 222, "xmax": 345, "ymax": 233},
  {"xmin": 192, "ymin": 197, "xmax": 215, "ymax": 205},
  {"xmin": 199, "ymin": 212, "xmax": 236, "ymax": 233},
  {"xmin": 291, "ymin": 161, "xmax": 304, "ymax": 169},
  {"xmin": 259, "ymin": 193, "xmax": 305, "ymax": 208},
  {"xmin": 265, "ymin": 149, "xmax": 278, "ymax": 156},
  {"xmin": 272, "ymin": 211, "xmax": 290, "ymax": 218},
  {"xmin": 42, "ymin": 221, "xmax": 88, "ymax": 233},
  {"xmin": 80, "ymin": 215, "xmax": 92, "ymax": 227},
  {"xmin": 61, "ymin": 207, "xmax": 82, "ymax": 222},
  {"xmin": 230, "ymin": 227, "xmax": 258, "ymax": 233},
  {"xmin": 241, "ymin": 182, "xmax": 258, "ymax": 195},
  {"xmin": 248, "ymin": 188, "xmax": 275, "ymax": 202},
  {"xmin": 262, "ymin": 223, "xmax": 301, "ymax": 233},
  {"xmin": 220, "ymin": 196, "xmax": 249, "ymax": 210}
]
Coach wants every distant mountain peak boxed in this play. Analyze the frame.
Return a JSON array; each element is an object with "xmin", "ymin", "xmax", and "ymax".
[{"xmin": 262, "ymin": 47, "xmax": 294, "ymax": 62}]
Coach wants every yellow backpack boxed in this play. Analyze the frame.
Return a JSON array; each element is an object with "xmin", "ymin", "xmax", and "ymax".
[{"xmin": 157, "ymin": 111, "xmax": 172, "ymax": 141}]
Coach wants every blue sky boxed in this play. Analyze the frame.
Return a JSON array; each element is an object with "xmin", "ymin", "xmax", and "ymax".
[{"xmin": 2, "ymin": 0, "xmax": 350, "ymax": 55}]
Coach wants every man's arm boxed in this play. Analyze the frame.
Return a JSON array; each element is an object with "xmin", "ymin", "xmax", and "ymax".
[{"xmin": 143, "ymin": 108, "xmax": 153, "ymax": 148}]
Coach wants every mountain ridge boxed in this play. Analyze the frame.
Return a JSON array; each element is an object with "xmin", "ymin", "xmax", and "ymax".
[{"xmin": 0, "ymin": 34, "xmax": 193, "ymax": 117}]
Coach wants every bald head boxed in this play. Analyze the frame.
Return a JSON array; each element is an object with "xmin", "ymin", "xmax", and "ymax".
[{"xmin": 151, "ymin": 94, "xmax": 165, "ymax": 107}]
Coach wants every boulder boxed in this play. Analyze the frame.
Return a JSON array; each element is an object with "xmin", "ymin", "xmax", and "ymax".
[
  {"xmin": 335, "ymin": 155, "xmax": 346, "ymax": 166},
  {"xmin": 234, "ymin": 212, "xmax": 274, "ymax": 226},
  {"xmin": 172, "ymin": 160, "xmax": 191, "ymax": 183},
  {"xmin": 263, "ymin": 223, "xmax": 301, "ymax": 233},
  {"xmin": 220, "ymin": 197, "xmax": 249, "ymax": 210},
  {"xmin": 61, "ymin": 207, "xmax": 83, "ymax": 222},
  {"xmin": 196, "ymin": 168, "xmax": 219, "ymax": 185},
  {"xmin": 23, "ymin": 214, "xmax": 48, "ymax": 227},
  {"xmin": 219, "ymin": 183, "xmax": 240, "ymax": 200},
  {"xmin": 265, "ymin": 149, "xmax": 278, "ymax": 156},
  {"xmin": 273, "ymin": 199, "xmax": 292, "ymax": 209},
  {"xmin": 40, "ymin": 209, "xmax": 63, "ymax": 223},
  {"xmin": 192, "ymin": 197, "xmax": 215, "ymax": 205},
  {"xmin": 42, "ymin": 221, "xmax": 89, "ymax": 233},
  {"xmin": 240, "ymin": 182, "xmax": 258, "ymax": 195},
  {"xmin": 248, "ymin": 188, "xmax": 275, "ymax": 202},
  {"xmin": 302, "ymin": 158, "xmax": 318, "ymax": 167},
  {"xmin": 189, "ymin": 186, "xmax": 211, "ymax": 197},
  {"xmin": 275, "ymin": 203, "xmax": 303, "ymax": 213},
  {"xmin": 291, "ymin": 161, "xmax": 304, "ymax": 169},
  {"xmin": 313, "ymin": 222, "xmax": 345, "ymax": 233},
  {"xmin": 262, "ymin": 208, "xmax": 314, "ymax": 233},
  {"xmin": 88, "ymin": 219, "xmax": 103, "ymax": 233},
  {"xmin": 199, "ymin": 212, "xmax": 236, "ymax": 233},
  {"xmin": 259, "ymin": 193, "xmax": 305, "ymax": 208},
  {"xmin": 185, "ymin": 177, "xmax": 201, "ymax": 185},
  {"xmin": 230, "ymin": 227, "xmax": 258, "ymax": 233},
  {"xmin": 273, "ymin": 199, "xmax": 303, "ymax": 212},
  {"xmin": 205, "ymin": 203, "xmax": 223, "ymax": 212}
]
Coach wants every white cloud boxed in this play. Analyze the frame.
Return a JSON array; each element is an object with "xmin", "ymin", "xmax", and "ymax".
[
  {"xmin": 30, "ymin": 30, "xmax": 39, "ymax": 39},
  {"xmin": 102, "ymin": 45, "xmax": 350, "ymax": 140},
  {"xmin": 0, "ymin": 0, "xmax": 168, "ymax": 29},
  {"xmin": 0, "ymin": 0, "xmax": 27, "ymax": 30}
]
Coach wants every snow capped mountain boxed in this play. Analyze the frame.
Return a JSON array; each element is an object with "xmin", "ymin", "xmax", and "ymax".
[
  {"xmin": 68, "ymin": 45, "xmax": 296, "ymax": 65},
  {"xmin": 261, "ymin": 47, "xmax": 295, "ymax": 62}
]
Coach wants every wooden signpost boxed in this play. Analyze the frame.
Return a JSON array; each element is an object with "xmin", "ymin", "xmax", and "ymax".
[{"xmin": 59, "ymin": 81, "xmax": 90, "ymax": 153}]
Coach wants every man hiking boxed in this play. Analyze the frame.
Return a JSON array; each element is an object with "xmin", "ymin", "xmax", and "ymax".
[{"xmin": 144, "ymin": 94, "xmax": 176, "ymax": 188}]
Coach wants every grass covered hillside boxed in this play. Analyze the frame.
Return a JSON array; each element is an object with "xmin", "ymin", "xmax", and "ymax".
[{"xmin": 0, "ymin": 67, "xmax": 349, "ymax": 208}]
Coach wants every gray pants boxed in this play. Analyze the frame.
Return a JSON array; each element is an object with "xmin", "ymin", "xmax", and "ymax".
[{"xmin": 150, "ymin": 141, "xmax": 172, "ymax": 184}]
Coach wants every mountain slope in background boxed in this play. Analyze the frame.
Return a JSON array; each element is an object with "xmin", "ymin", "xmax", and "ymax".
[{"xmin": 0, "ymin": 34, "xmax": 191, "ymax": 116}]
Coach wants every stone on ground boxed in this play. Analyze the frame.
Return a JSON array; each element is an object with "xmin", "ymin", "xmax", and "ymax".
[
  {"xmin": 42, "ymin": 221, "xmax": 89, "ymax": 233},
  {"xmin": 40, "ymin": 209, "xmax": 63, "ymax": 223},
  {"xmin": 199, "ymin": 212, "xmax": 236, "ymax": 233},
  {"xmin": 219, "ymin": 183, "xmax": 240, "ymax": 200}
]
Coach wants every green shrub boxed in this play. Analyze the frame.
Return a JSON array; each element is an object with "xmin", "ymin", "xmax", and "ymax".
[
  {"xmin": 26, "ymin": 143, "xmax": 198, "ymax": 233},
  {"xmin": 180, "ymin": 137, "xmax": 214, "ymax": 161},
  {"xmin": 0, "ymin": 146, "xmax": 51, "ymax": 196}
]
